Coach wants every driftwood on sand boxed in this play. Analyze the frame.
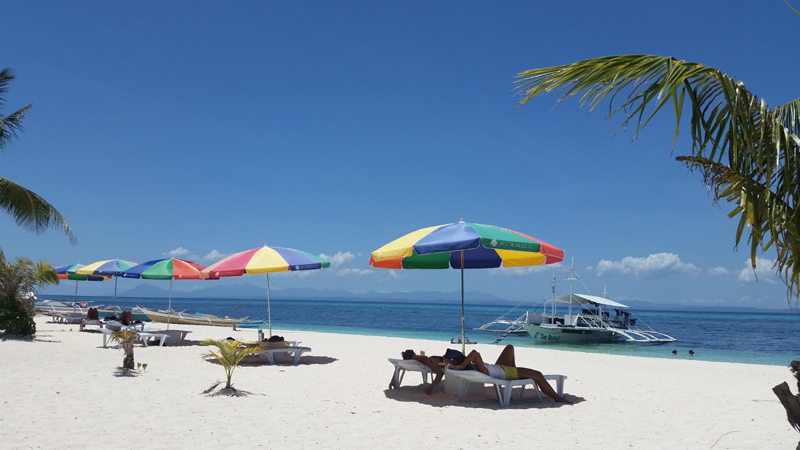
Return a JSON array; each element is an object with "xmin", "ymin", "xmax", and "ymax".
[{"xmin": 773, "ymin": 361, "xmax": 800, "ymax": 449}]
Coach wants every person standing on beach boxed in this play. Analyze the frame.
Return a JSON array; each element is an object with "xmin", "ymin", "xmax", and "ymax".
[{"xmin": 449, "ymin": 344, "xmax": 572, "ymax": 404}]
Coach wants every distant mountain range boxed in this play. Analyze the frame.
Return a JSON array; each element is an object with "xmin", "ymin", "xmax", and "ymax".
[{"xmin": 117, "ymin": 283, "xmax": 796, "ymax": 314}]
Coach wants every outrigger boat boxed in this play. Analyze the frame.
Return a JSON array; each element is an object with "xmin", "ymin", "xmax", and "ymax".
[
  {"xmin": 35, "ymin": 298, "xmax": 150, "ymax": 321},
  {"xmin": 134, "ymin": 306, "xmax": 247, "ymax": 328},
  {"xmin": 476, "ymin": 262, "xmax": 677, "ymax": 344}
]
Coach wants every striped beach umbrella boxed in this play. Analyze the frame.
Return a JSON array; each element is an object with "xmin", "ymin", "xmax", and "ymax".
[
  {"xmin": 53, "ymin": 264, "xmax": 109, "ymax": 306},
  {"xmin": 76, "ymin": 259, "xmax": 138, "ymax": 309},
  {"xmin": 122, "ymin": 258, "xmax": 210, "ymax": 329},
  {"xmin": 201, "ymin": 245, "xmax": 330, "ymax": 336},
  {"xmin": 369, "ymin": 219, "xmax": 563, "ymax": 351}
]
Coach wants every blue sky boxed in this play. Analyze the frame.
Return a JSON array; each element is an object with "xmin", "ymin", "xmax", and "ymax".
[{"xmin": 2, "ymin": 1, "xmax": 799, "ymax": 309}]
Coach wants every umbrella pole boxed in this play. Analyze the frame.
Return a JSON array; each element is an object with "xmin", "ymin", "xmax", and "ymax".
[
  {"xmin": 113, "ymin": 276, "xmax": 118, "ymax": 310},
  {"xmin": 167, "ymin": 278, "xmax": 173, "ymax": 331},
  {"xmin": 461, "ymin": 250, "xmax": 465, "ymax": 354},
  {"xmin": 74, "ymin": 278, "xmax": 79, "ymax": 312},
  {"xmin": 266, "ymin": 273, "xmax": 272, "ymax": 337}
]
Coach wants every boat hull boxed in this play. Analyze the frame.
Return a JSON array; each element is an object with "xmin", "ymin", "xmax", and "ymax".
[
  {"xmin": 136, "ymin": 307, "xmax": 245, "ymax": 328},
  {"xmin": 521, "ymin": 324, "xmax": 624, "ymax": 344}
]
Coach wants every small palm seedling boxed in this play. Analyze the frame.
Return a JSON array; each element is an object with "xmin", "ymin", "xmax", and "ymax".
[
  {"xmin": 110, "ymin": 330, "xmax": 139, "ymax": 371},
  {"xmin": 136, "ymin": 362, "xmax": 148, "ymax": 372},
  {"xmin": 201, "ymin": 338, "xmax": 262, "ymax": 394}
]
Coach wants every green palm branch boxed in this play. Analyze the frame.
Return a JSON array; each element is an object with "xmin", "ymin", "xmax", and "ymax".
[
  {"xmin": 202, "ymin": 339, "xmax": 262, "ymax": 389},
  {"xmin": 0, "ymin": 68, "xmax": 76, "ymax": 244},
  {"xmin": 0, "ymin": 254, "xmax": 59, "ymax": 302},
  {"xmin": 110, "ymin": 330, "xmax": 139, "ymax": 371},
  {"xmin": 516, "ymin": 54, "xmax": 800, "ymax": 299}
]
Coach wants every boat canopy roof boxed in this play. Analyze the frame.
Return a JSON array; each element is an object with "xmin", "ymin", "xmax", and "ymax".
[{"xmin": 554, "ymin": 293, "xmax": 629, "ymax": 309}]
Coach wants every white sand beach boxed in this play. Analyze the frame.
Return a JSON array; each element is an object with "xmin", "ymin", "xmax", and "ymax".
[{"xmin": 1, "ymin": 315, "xmax": 797, "ymax": 449}]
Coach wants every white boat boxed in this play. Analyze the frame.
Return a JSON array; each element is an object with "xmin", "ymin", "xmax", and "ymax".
[
  {"xmin": 476, "ymin": 263, "xmax": 677, "ymax": 344},
  {"xmin": 133, "ymin": 306, "xmax": 247, "ymax": 328},
  {"xmin": 34, "ymin": 299, "xmax": 91, "ymax": 316}
]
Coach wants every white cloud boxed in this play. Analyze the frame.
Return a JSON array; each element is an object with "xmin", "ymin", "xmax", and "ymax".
[
  {"xmin": 336, "ymin": 268, "xmax": 374, "ymax": 276},
  {"xmin": 165, "ymin": 247, "xmax": 191, "ymax": 258},
  {"xmin": 737, "ymin": 257, "xmax": 778, "ymax": 284},
  {"xmin": 319, "ymin": 252, "xmax": 356, "ymax": 267},
  {"xmin": 489, "ymin": 262, "xmax": 564, "ymax": 277},
  {"xmin": 596, "ymin": 253, "xmax": 700, "ymax": 278},
  {"xmin": 202, "ymin": 250, "xmax": 233, "ymax": 262},
  {"xmin": 387, "ymin": 270, "xmax": 403, "ymax": 279},
  {"xmin": 707, "ymin": 267, "xmax": 730, "ymax": 276}
]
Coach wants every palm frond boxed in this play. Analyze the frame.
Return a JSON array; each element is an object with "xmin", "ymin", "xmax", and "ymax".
[
  {"xmin": 0, "ymin": 104, "xmax": 31, "ymax": 150},
  {"xmin": 0, "ymin": 68, "xmax": 31, "ymax": 150},
  {"xmin": 0, "ymin": 68, "xmax": 15, "ymax": 104},
  {"xmin": 0, "ymin": 177, "xmax": 77, "ymax": 244},
  {"xmin": 202, "ymin": 339, "xmax": 262, "ymax": 388},
  {"xmin": 517, "ymin": 54, "xmax": 800, "ymax": 299},
  {"xmin": 776, "ymin": 98, "xmax": 800, "ymax": 136}
]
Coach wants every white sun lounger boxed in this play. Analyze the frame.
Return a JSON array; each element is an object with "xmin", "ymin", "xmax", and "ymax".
[
  {"xmin": 388, "ymin": 358, "xmax": 434, "ymax": 388},
  {"xmin": 142, "ymin": 329, "xmax": 190, "ymax": 344},
  {"xmin": 53, "ymin": 312, "xmax": 86, "ymax": 324},
  {"xmin": 251, "ymin": 346, "xmax": 311, "ymax": 365},
  {"xmin": 98, "ymin": 328, "xmax": 168, "ymax": 348},
  {"xmin": 445, "ymin": 368, "xmax": 567, "ymax": 407}
]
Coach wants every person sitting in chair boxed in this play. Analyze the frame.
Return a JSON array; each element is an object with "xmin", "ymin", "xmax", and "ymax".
[{"xmin": 448, "ymin": 344, "xmax": 572, "ymax": 404}]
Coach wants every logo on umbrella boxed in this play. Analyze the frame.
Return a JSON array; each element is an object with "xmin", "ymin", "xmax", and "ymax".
[
  {"xmin": 214, "ymin": 271, "xmax": 220, "ymax": 277},
  {"xmin": 294, "ymin": 265, "xmax": 299, "ymax": 270},
  {"xmin": 490, "ymin": 239, "xmax": 499, "ymax": 247}
]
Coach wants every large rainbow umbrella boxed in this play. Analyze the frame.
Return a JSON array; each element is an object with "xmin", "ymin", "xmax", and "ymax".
[
  {"xmin": 121, "ymin": 258, "xmax": 209, "ymax": 329},
  {"xmin": 76, "ymin": 259, "xmax": 138, "ymax": 310},
  {"xmin": 53, "ymin": 264, "xmax": 110, "ymax": 307},
  {"xmin": 369, "ymin": 219, "xmax": 563, "ymax": 351},
  {"xmin": 200, "ymin": 245, "xmax": 330, "ymax": 336}
]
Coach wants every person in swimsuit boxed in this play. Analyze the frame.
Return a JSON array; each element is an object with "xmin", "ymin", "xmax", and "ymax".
[
  {"xmin": 448, "ymin": 344, "xmax": 572, "ymax": 404},
  {"xmin": 389, "ymin": 350, "xmax": 454, "ymax": 395}
]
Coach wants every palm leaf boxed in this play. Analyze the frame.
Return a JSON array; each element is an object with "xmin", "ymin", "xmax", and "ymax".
[
  {"xmin": 202, "ymin": 339, "xmax": 262, "ymax": 389},
  {"xmin": 517, "ymin": 54, "xmax": 800, "ymax": 299},
  {"xmin": 0, "ymin": 68, "xmax": 31, "ymax": 150},
  {"xmin": 0, "ymin": 177, "xmax": 77, "ymax": 244}
]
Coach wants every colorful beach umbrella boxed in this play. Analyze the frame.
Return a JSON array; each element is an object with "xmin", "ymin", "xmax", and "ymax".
[
  {"xmin": 76, "ymin": 259, "xmax": 138, "ymax": 310},
  {"xmin": 200, "ymin": 245, "xmax": 330, "ymax": 336},
  {"xmin": 53, "ymin": 264, "xmax": 110, "ymax": 307},
  {"xmin": 369, "ymin": 219, "xmax": 563, "ymax": 351},
  {"xmin": 121, "ymin": 258, "xmax": 210, "ymax": 329}
]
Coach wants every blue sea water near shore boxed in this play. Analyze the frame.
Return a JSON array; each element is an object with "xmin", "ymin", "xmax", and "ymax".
[{"xmin": 44, "ymin": 294, "xmax": 800, "ymax": 367}]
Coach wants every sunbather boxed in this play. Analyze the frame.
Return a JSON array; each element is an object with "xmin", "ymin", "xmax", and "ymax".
[
  {"xmin": 448, "ymin": 344, "xmax": 572, "ymax": 404},
  {"xmin": 389, "ymin": 350, "xmax": 449, "ymax": 395}
]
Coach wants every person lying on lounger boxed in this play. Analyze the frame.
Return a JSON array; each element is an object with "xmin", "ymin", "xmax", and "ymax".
[
  {"xmin": 448, "ymin": 344, "xmax": 572, "ymax": 404},
  {"xmin": 388, "ymin": 350, "xmax": 453, "ymax": 395}
]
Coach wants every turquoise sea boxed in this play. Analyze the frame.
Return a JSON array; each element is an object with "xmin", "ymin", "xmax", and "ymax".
[{"xmin": 45, "ymin": 294, "xmax": 800, "ymax": 367}]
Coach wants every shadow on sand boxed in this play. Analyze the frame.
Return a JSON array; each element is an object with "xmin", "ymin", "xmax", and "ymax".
[
  {"xmin": 211, "ymin": 353, "xmax": 337, "ymax": 366},
  {"xmin": 384, "ymin": 385, "xmax": 585, "ymax": 410}
]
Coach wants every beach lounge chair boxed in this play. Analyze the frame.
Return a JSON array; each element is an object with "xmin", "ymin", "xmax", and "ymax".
[
  {"xmin": 249, "ymin": 341, "xmax": 311, "ymax": 365},
  {"xmin": 99, "ymin": 328, "xmax": 168, "ymax": 348},
  {"xmin": 388, "ymin": 358, "xmax": 434, "ymax": 388},
  {"xmin": 104, "ymin": 321, "xmax": 145, "ymax": 332},
  {"xmin": 144, "ymin": 329, "xmax": 191, "ymax": 344},
  {"xmin": 444, "ymin": 368, "xmax": 567, "ymax": 408},
  {"xmin": 53, "ymin": 312, "xmax": 86, "ymax": 324}
]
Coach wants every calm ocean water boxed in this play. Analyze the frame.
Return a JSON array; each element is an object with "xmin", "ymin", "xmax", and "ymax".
[{"xmin": 45, "ymin": 294, "xmax": 800, "ymax": 367}]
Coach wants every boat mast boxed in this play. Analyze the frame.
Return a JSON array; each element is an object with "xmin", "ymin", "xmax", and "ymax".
[
  {"xmin": 565, "ymin": 258, "xmax": 579, "ymax": 319},
  {"xmin": 551, "ymin": 272, "xmax": 556, "ymax": 319}
]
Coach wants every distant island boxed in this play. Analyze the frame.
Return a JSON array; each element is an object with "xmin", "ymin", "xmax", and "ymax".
[{"xmin": 55, "ymin": 282, "xmax": 795, "ymax": 315}]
